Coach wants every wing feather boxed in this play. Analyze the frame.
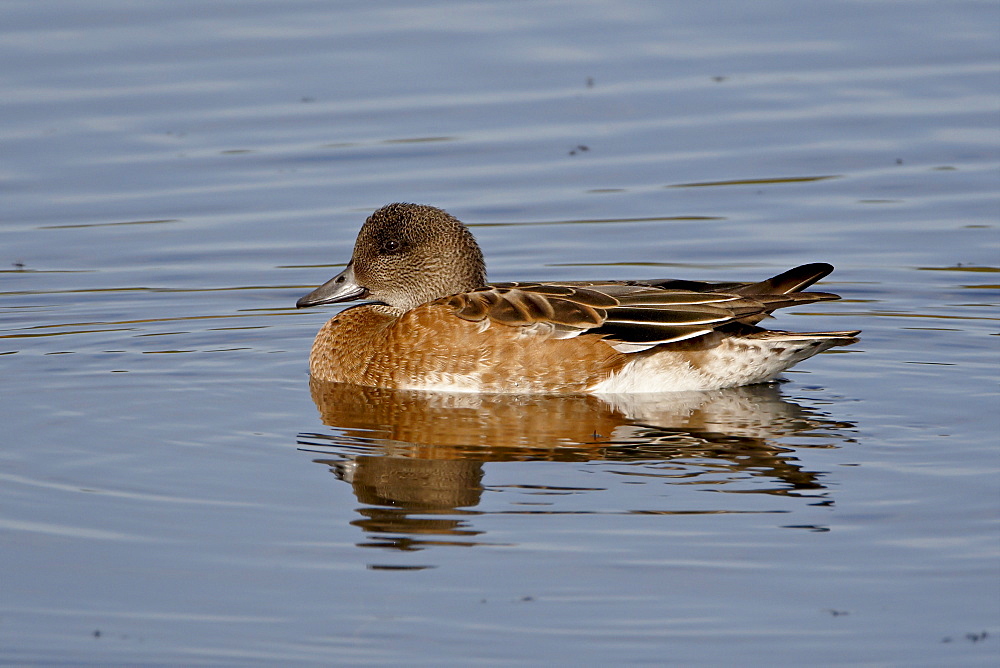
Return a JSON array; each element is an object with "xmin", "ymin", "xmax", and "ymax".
[{"xmin": 444, "ymin": 265, "xmax": 846, "ymax": 352}]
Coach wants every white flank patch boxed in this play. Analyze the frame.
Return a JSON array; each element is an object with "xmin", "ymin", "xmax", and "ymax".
[
  {"xmin": 591, "ymin": 337, "xmax": 836, "ymax": 393},
  {"xmin": 589, "ymin": 358, "xmax": 712, "ymax": 393}
]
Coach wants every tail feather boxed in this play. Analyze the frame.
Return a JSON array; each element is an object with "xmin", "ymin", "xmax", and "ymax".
[
  {"xmin": 753, "ymin": 329, "xmax": 861, "ymax": 346},
  {"xmin": 735, "ymin": 263, "xmax": 834, "ymax": 296}
]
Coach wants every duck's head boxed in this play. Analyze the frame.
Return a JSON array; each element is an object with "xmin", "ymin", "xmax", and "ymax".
[{"xmin": 296, "ymin": 203, "xmax": 487, "ymax": 312}]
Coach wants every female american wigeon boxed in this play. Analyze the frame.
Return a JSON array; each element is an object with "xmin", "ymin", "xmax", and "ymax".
[{"xmin": 297, "ymin": 203, "xmax": 859, "ymax": 393}]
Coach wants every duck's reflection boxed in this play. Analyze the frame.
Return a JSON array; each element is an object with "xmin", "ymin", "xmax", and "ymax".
[{"xmin": 299, "ymin": 379, "xmax": 854, "ymax": 551}]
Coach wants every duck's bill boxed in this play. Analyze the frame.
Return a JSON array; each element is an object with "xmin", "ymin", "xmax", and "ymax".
[{"xmin": 296, "ymin": 263, "xmax": 368, "ymax": 308}]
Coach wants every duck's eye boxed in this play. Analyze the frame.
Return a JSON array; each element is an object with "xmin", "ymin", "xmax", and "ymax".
[{"xmin": 381, "ymin": 239, "xmax": 402, "ymax": 254}]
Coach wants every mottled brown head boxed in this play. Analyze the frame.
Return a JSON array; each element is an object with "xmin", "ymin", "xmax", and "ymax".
[{"xmin": 296, "ymin": 203, "xmax": 487, "ymax": 312}]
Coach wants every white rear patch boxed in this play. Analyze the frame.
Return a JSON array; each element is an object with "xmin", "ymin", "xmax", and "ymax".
[
  {"xmin": 590, "ymin": 358, "xmax": 710, "ymax": 393},
  {"xmin": 591, "ymin": 337, "xmax": 840, "ymax": 393}
]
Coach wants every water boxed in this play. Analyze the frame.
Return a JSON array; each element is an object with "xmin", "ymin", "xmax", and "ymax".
[{"xmin": 2, "ymin": 1, "xmax": 998, "ymax": 665}]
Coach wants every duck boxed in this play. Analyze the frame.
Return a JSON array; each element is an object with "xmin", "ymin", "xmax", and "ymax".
[{"xmin": 296, "ymin": 203, "xmax": 859, "ymax": 394}]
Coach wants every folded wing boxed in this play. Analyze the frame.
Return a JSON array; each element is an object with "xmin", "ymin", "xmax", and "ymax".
[{"xmin": 445, "ymin": 264, "xmax": 848, "ymax": 353}]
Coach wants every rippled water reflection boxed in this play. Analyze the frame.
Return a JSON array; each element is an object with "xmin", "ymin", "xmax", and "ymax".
[{"xmin": 301, "ymin": 382, "xmax": 856, "ymax": 550}]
